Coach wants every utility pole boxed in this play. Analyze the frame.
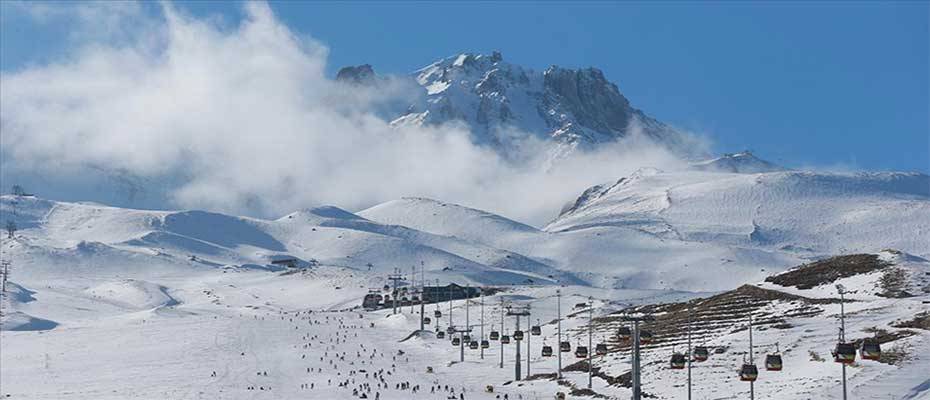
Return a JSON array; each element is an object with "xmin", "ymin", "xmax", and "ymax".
[
  {"xmin": 387, "ymin": 269, "xmax": 404, "ymax": 315},
  {"xmin": 449, "ymin": 284, "xmax": 454, "ymax": 328},
  {"xmin": 837, "ymin": 284, "xmax": 848, "ymax": 400},
  {"xmin": 557, "ymin": 288, "xmax": 562, "ymax": 378},
  {"xmin": 480, "ymin": 288, "xmax": 485, "ymax": 359},
  {"xmin": 507, "ymin": 304, "xmax": 531, "ymax": 380},
  {"xmin": 622, "ymin": 313, "xmax": 655, "ymax": 400},
  {"xmin": 587, "ymin": 297, "xmax": 593, "ymax": 390}
]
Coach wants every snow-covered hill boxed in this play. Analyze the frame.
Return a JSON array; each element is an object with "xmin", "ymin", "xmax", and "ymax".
[
  {"xmin": 0, "ymin": 195, "xmax": 576, "ymax": 287},
  {"xmin": 548, "ymin": 169, "xmax": 930, "ymax": 260}
]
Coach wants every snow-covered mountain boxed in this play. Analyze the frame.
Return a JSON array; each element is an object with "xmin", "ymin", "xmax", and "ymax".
[{"xmin": 339, "ymin": 52, "xmax": 690, "ymax": 158}]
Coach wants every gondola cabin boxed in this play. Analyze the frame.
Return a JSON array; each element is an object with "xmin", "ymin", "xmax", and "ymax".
[
  {"xmin": 481, "ymin": 340, "xmax": 490, "ymax": 349},
  {"xmin": 834, "ymin": 343, "xmax": 856, "ymax": 364},
  {"xmin": 437, "ymin": 331, "xmax": 446, "ymax": 339},
  {"xmin": 423, "ymin": 317, "xmax": 431, "ymax": 325},
  {"xmin": 446, "ymin": 326, "xmax": 456, "ymax": 334},
  {"xmin": 739, "ymin": 364, "xmax": 758, "ymax": 381},
  {"xmin": 670, "ymin": 353, "xmax": 686, "ymax": 369},
  {"xmin": 501, "ymin": 335, "xmax": 511, "ymax": 344},
  {"xmin": 542, "ymin": 345, "xmax": 553, "ymax": 357},
  {"xmin": 639, "ymin": 330, "xmax": 654, "ymax": 345},
  {"xmin": 490, "ymin": 331, "xmax": 500, "ymax": 340},
  {"xmin": 860, "ymin": 339, "xmax": 881, "ymax": 360},
  {"xmin": 618, "ymin": 326, "xmax": 632, "ymax": 342},
  {"xmin": 693, "ymin": 346, "xmax": 709, "ymax": 362},
  {"xmin": 575, "ymin": 346, "xmax": 589, "ymax": 358},
  {"xmin": 765, "ymin": 354, "xmax": 783, "ymax": 371},
  {"xmin": 595, "ymin": 343, "xmax": 608, "ymax": 356},
  {"xmin": 531, "ymin": 325, "xmax": 541, "ymax": 336},
  {"xmin": 434, "ymin": 310, "xmax": 442, "ymax": 318},
  {"xmin": 560, "ymin": 341, "xmax": 571, "ymax": 352},
  {"xmin": 463, "ymin": 334, "xmax": 471, "ymax": 343},
  {"xmin": 513, "ymin": 330, "xmax": 524, "ymax": 341},
  {"xmin": 451, "ymin": 337, "xmax": 461, "ymax": 346},
  {"xmin": 469, "ymin": 340, "xmax": 479, "ymax": 350}
]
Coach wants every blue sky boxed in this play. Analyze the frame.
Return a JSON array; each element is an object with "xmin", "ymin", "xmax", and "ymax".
[{"xmin": 2, "ymin": 1, "xmax": 928, "ymax": 173}]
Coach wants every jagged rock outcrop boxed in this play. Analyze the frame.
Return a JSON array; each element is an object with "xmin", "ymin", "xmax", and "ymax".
[{"xmin": 336, "ymin": 64, "xmax": 376, "ymax": 85}]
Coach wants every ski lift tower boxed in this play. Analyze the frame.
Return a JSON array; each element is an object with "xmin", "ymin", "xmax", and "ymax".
[
  {"xmin": 387, "ymin": 269, "xmax": 405, "ymax": 315},
  {"xmin": 837, "ymin": 284, "xmax": 848, "ymax": 400},
  {"xmin": 621, "ymin": 313, "xmax": 655, "ymax": 400},
  {"xmin": 450, "ymin": 325, "xmax": 473, "ymax": 363},
  {"xmin": 506, "ymin": 304, "xmax": 531, "ymax": 380}
]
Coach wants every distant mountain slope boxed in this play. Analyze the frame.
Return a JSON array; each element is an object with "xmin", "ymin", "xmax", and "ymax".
[
  {"xmin": 358, "ymin": 197, "xmax": 541, "ymax": 248},
  {"xmin": 0, "ymin": 195, "xmax": 571, "ymax": 286},
  {"xmin": 359, "ymin": 196, "xmax": 802, "ymax": 291},
  {"xmin": 548, "ymin": 169, "xmax": 930, "ymax": 258}
]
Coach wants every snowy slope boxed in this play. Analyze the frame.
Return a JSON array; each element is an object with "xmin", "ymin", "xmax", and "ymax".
[
  {"xmin": 3, "ymin": 245, "xmax": 927, "ymax": 399},
  {"xmin": 360, "ymin": 197, "xmax": 802, "ymax": 292},
  {"xmin": 0, "ymin": 195, "xmax": 571, "ymax": 286},
  {"xmin": 580, "ymin": 250, "xmax": 930, "ymax": 400},
  {"xmin": 549, "ymin": 169, "xmax": 930, "ymax": 259}
]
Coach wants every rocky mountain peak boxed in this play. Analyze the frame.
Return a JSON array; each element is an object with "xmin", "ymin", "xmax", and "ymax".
[
  {"xmin": 336, "ymin": 64, "xmax": 376, "ymax": 85},
  {"xmin": 337, "ymin": 52, "xmax": 694, "ymax": 159}
]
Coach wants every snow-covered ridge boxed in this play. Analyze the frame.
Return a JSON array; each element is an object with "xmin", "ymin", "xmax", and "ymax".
[{"xmin": 690, "ymin": 151, "xmax": 786, "ymax": 173}]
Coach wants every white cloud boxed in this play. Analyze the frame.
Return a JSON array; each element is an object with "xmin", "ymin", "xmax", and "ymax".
[{"xmin": 1, "ymin": 1, "xmax": 694, "ymax": 225}]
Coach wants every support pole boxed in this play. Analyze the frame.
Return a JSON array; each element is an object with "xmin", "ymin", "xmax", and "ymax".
[
  {"xmin": 387, "ymin": 269, "xmax": 404, "ymax": 315},
  {"xmin": 557, "ymin": 289, "xmax": 562, "ymax": 378},
  {"xmin": 515, "ymin": 314, "xmax": 522, "ymax": 380},
  {"xmin": 588, "ymin": 297, "xmax": 593, "ymax": 390},
  {"xmin": 480, "ymin": 289, "xmax": 485, "ymax": 359},
  {"xmin": 500, "ymin": 297, "xmax": 505, "ymax": 369},
  {"xmin": 749, "ymin": 312, "xmax": 754, "ymax": 400},
  {"xmin": 632, "ymin": 320, "xmax": 641, "ymax": 400},
  {"xmin": 527, "ymin": 308, "xmax": 531, "ymax": 378},
  {"xmin": 839, "ymin": 286, "xmax": 848, "ymax": 400},
  {"xmin": 688, "ymin": 301, "xmax": 694, "ymax": 400}
]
